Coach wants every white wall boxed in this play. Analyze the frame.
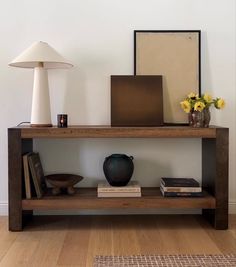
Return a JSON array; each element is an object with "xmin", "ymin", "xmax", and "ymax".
[{"xmin": 0, "ymin": 0, "xmax": 235, "ymax": 214}]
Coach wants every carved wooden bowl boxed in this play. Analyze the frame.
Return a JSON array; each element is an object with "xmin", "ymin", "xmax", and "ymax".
[{"xmin": 45, "ymin": 174, "xmax": 83, "ymax": 195}]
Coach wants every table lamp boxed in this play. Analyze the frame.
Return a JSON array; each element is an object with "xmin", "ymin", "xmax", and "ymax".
[{"xmin": 9, "ymin": 41, "xmax": 73, "ymax": 127}]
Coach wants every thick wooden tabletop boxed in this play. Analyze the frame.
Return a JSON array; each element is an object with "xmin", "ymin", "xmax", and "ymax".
[{"xmin": 8, "ymin": 125, "xmax": 227, "ymax": 139}]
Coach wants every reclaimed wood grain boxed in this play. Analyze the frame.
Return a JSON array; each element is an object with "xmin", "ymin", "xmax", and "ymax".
[
  {"xmin": 22, "ymin": 188, "xmax": 216, "ymax": 210},
  {"xmin": 18, "ymin": 125, "xmax": 218, "ymax": 139},
  {"xmin": 8, "ymin": 125, "xmax": 228, "ymax": 230},
  {"xmin": 202, "ymin": 128, "xmax": 229, "ymax": 229}
]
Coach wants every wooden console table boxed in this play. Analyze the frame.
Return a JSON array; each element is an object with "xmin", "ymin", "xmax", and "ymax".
[{"xmin": 8, "ymin": 126, "xmax": 229, "ymax": 231}]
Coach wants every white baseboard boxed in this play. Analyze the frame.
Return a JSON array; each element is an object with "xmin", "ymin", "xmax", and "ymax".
[
  {"xmin": 0, "ymin": 202, "xmax": 8, "ymax": 216},
  {"xmin": 0, "ymin": 201, "xmax": 236, "ymax": 216},
  {"xmin": 229, "ymin": 201, "xmax": 236, "ymax": 214}
]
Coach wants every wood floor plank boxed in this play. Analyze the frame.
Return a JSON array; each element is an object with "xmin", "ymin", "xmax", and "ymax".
[
  {"xmin": 0, "ymin": 217, "xmax": 6, "ymax": 228},
  {"xmin": 135, "ymin": 215, "xmax": 219, "ymax": 255},
  {"xmin": 197, "ymin": 215, "xmax": 236, "ymax": 254},
  {"xmin": 57, "ymin": 216, "xmax": 92, "ymax": 266},
  {"xmin": 26, "ymin": 216, "xmax": 69, "ymax": 267},
  {"xmin": 151, "ymin": 215, "xmax": 221, "ymax": 254},
  {"xmin": 0, "ymin": 215, "xmax": 235, "ymax": 267},
  {"xmin": 0, "ymin": 217, "xmax": 19, "ymax": 262},
  {"xmin": 85, "ymin": 216, "xmax": 113, "ymax": 267},
  {"xmin": 111, "ymin": 216, "xmax": 141, "ymax": 256},
  {"xmin": 135, "ymin": 215, "xmax": 165, "ymax": 254},
  {"xmin": 0, "ymin": 229, "xmax": 41, "ymax": 267}
]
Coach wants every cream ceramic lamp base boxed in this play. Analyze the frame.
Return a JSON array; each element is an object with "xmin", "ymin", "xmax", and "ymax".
[{"xmin": 30, "ymin": 65, "xmax": 52, "ymax": 127}]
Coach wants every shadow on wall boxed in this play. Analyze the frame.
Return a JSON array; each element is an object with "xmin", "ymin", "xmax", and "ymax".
[
  {"xmin": 62, "ymin": 54, "xmax": 111, "ymax": 125},
  {"xmin": 63, "ymin": 66, "xmax": 88, "ymax": 125},
  {"xmin": 133, "ymin": 157, "xmax": 172, "ymax": 187},
  {"xmin": 72, "ymin": 156, "xmax": 172, "ymax": 188},
  {"xmin": 201, "ymin": 31, "xmax": 213, "ymax": 92}
]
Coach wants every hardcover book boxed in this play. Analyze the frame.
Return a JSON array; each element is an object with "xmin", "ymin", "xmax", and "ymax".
[
  {"xmin": 97, "ymin": 181, "xmax": 141, "ymax": 193},
  {"xmin": 160, "ymin": 187, "xmax": 202, "ymax": 197},
  {"xmin": 23, "ymin": 153, "xmax": 32, "ymax": 199},
  {"xmin": 98, "ymin": 191, "xmax": 141, "ymax": 198},
  {"xmin": 28, "ymin": 153, "xmax": 47, "ymax": 198},
  {"xmin": 160, "ymin": 185, "xmax": 202, "ymax": 193},
  {"xmin": 160, "ymin": 178, "xmax": 200, "ymax": 187}
]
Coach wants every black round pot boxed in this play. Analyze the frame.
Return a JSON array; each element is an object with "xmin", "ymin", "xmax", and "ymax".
[{"xmin": 103, "ymin": 154, "xmax": 134, "ymax": 186}]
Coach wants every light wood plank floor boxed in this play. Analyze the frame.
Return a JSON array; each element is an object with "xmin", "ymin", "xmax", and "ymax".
[{"xmin": 0, "ymin": 215, "xmax": 235, "ymax": 267}]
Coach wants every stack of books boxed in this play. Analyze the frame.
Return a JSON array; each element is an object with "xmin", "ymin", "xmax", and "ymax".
[
  {"xmin": 97, "ymin": 181, "xmax": 141, "ymax": 197},
  {"xmin": 160, "ymin": 177, "xmax": 202, "ymax": 197}
]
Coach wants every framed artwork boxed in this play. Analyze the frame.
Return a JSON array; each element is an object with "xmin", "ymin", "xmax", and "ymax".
[
  {"xmin": 134, "ymin": 30, "xmax": 201, "ymax": 124},
  {"xmin": 111, "ymin": 75, "xmax": 163, "ymax": 126}
]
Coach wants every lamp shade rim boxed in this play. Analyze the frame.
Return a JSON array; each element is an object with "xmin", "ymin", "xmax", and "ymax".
[
  {"xmin": 9, "ymin": 61, "xmax": 74, "ymax": 69},
  {"xmin": 9, "ymin": 41, "xmax": 73, "ymax": 69}
]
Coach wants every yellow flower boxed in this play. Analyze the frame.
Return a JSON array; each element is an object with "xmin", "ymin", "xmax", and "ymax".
[
  {"xmin": 188, "ymin": 92, "xmax": 198, "ymax": 99},
  {"xmin": 215, "ymin": 98, "xmax": 225, "ymax": 109},
  {"xmin": 203, "ymin": 93, "xmax": 212, "ymax": 103},
  {"xmin": 180, "ymin": 100, "xmax": 191, "ymax": 113},
  {"xmin": 194, "ymin": 101, "xmax": 205, "ymax": 112}
]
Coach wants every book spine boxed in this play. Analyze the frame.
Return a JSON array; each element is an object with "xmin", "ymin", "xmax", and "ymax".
[
  {"xmin": 160, "ymin": 188, "xmax": 203, "ymax": 197},
  {"xmin": 160, "ymin": 178, "xmax": 199, "ymax": 187},
  {"xmin": 28, "ymin": 156, "xmax": 42, "ymax": 198},
  {"xmin": 23, "ymin": 154, "xmax": 31, "ymax": 199},
  {"xmin": 98, "ymin": 192, "xmax": 141, "ymax": 198},
  {"xmin": 160, "ymin": 185, "xmax": 202, "ymax": 193},
  {"xmin": 97, "ymin": 188, "xmax": 141, "ymax": 193}
]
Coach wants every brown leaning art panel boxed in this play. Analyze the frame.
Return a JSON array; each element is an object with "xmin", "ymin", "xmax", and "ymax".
[{"xmin": 111, "ymin": 75, "xmax": 163, "ymax": 126}]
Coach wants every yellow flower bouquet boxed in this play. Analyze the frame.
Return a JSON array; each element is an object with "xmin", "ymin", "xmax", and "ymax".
[{"xmin": 180, "ymin": 92, "xmax": 225, "ymax": 127}]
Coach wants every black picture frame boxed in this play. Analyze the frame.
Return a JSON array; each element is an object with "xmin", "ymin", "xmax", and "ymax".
[{"xmin": 134, "ymin": 30, "xmax": 201, "ymax": 124}]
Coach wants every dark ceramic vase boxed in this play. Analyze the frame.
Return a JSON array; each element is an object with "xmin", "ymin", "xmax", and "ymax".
[{"xmin": 103, "ymin": 154, "xmax": 134, "ymax": 186}]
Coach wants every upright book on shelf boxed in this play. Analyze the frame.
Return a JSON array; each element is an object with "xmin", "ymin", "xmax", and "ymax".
[
  {"xmin": 23, "ymin": 153, "xmax": 32, "ymax": 199},
  {"xmin": 28, "ymin": 153, "xmax": 47, "ymax": 198}
]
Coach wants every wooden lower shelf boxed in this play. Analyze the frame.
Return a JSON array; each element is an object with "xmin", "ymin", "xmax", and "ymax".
[{"xmin": 22, "ymin": 187, "xmax": 216, "ymax": 210}]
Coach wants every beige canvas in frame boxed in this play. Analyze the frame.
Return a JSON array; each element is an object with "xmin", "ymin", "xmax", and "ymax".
[{"xmin": 135, "ymin": 31, "xmax": 200, "ymax": 124}]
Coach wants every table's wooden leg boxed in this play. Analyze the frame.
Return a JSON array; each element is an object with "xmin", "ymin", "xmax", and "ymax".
[
  {"xmin": 202, "ymin": 128, "xmax": 229, "ymax": 230},
  {"xmin": 8, "ymin": 129, "xmax": 33, "ymax": 231}
]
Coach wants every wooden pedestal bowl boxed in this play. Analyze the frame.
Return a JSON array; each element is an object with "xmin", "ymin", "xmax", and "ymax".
[{"xmin": 45, "ymin": 174, "xmax": 83, "ymax": 195}]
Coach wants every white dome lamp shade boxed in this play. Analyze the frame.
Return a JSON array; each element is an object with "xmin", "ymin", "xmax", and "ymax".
[{"xmin": 9, "ymin": 41, "xmax": 73, "ymax": 127}]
